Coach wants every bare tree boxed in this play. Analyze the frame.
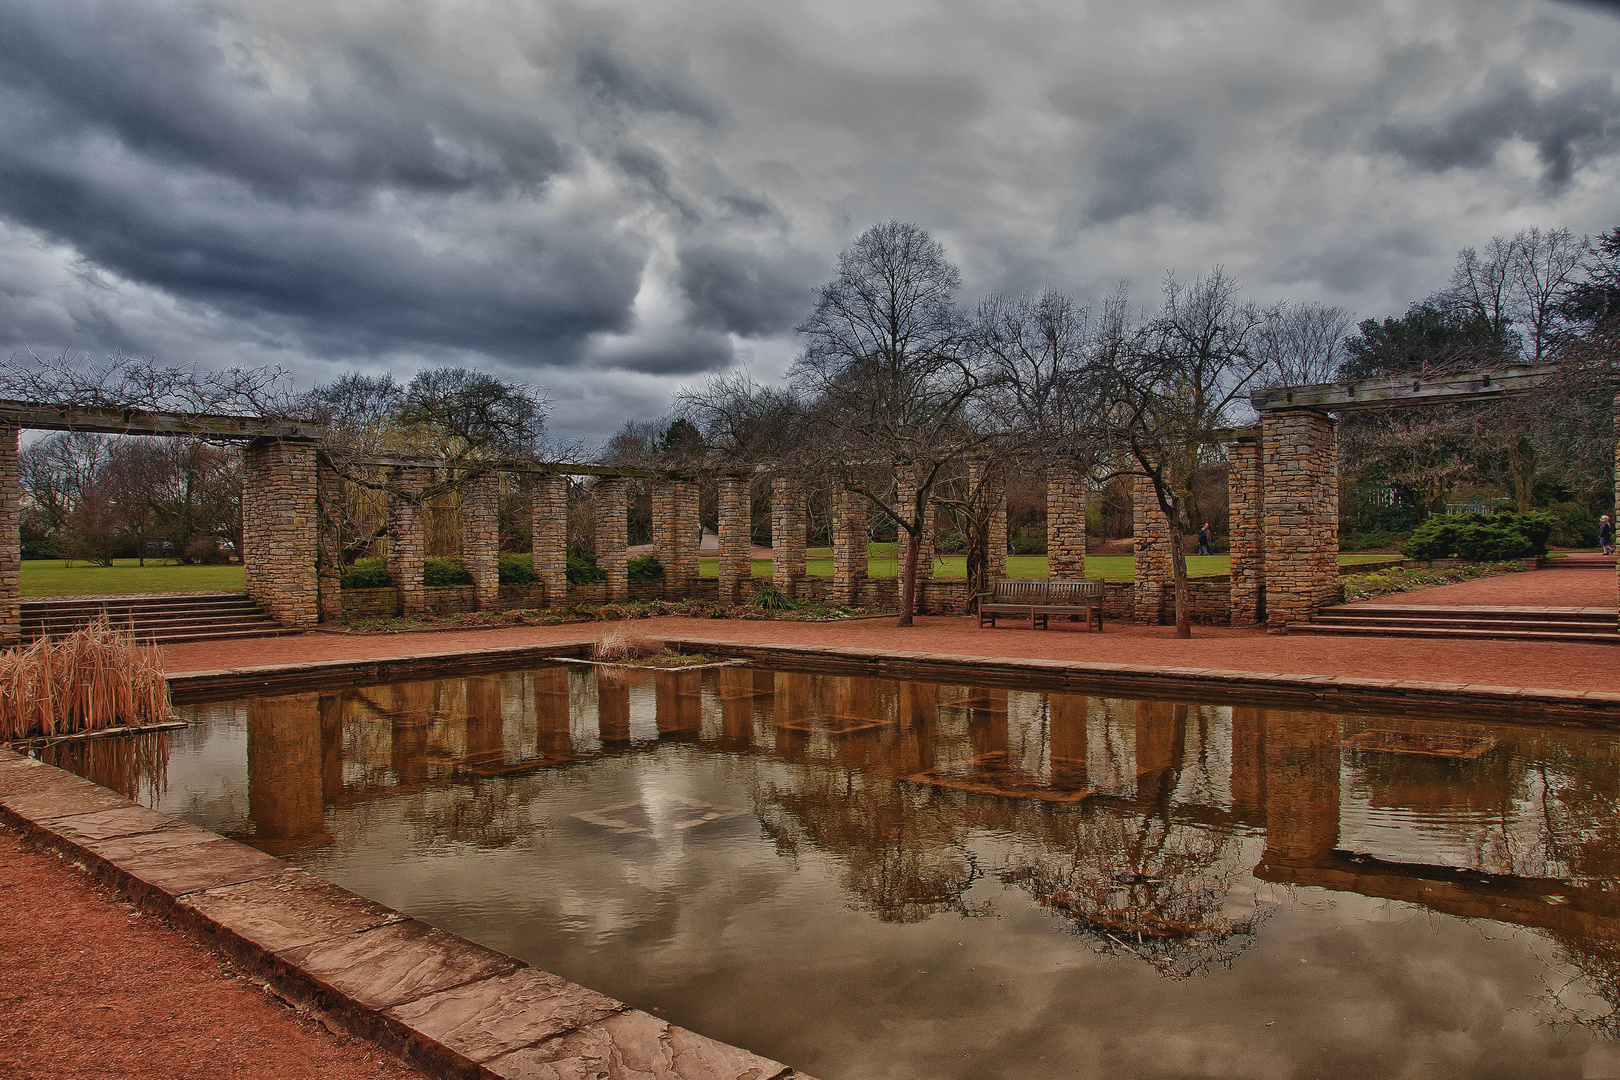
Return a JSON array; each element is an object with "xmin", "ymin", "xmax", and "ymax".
[
  {"xmin": 788, "ymin": 221, "xmax": 984, "ymax": 625},
  {"xmin": 1254, "ymin": 302, "xmax": 1352, "ymax": 387}
]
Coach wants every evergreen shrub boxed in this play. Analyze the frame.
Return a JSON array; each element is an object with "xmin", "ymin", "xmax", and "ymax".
[{"xmin": 1400, "ymin": 512, "xmax": 1554, "ymax": 561}]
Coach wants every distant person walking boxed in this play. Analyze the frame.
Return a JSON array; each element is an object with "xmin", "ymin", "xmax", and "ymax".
[
  {"xmin": 1196, "ymin": 522, "xmax": 1214, "ymax": 556},
  {"xmin": 1601, "ymin": 515, "xmax": 1614, "ymax": 556}
]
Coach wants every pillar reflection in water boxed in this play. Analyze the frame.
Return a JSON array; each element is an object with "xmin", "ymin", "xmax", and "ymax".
[
  {"xmin": 246, "ymin": 692, "xmax": 331, "ymax": 854},
  {"xmin": 655, "ymin": 669, "xmax": 702, "ymax": 739},
  {"xmin": 596, "ymin": 668, "xmax": 632, "ymax": 743},
  {"xmin": 533, "ymin": 666, "xmax": 574, "ymax": 760},
  {"xmin": 1048, "ymin": 693, "xmax": 1088, "ymax": 791},
  {"xmin": 1134, "ymin": 699, "xmax": 1184, "ymax": 805},
  {"xmin": 716, "ymin": 666, "xmax": 757, "ymax": 751},
  {"xmin": 1261, "ymin": 711, "xmax": 1341, "ymax": 866}
]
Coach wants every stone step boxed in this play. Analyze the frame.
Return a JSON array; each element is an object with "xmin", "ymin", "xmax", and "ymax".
[
  {"xmin": 1290, "ymin": 622, "xmax": 1618, "ymax": 643},
  {"xmin": 18, "ymin": 592, "xmax": 289, "ymax": 645},
  {"xmin": 1311, "ymin": 616, "xmax": 1608, "ymax": 633},
  {"xmin": 1320, "ymin": 604, "xmax": 1615, "ymax": 624},
  {"xmin": 24, "ymin": 614, "xmax": 282, "ymax": 635}
]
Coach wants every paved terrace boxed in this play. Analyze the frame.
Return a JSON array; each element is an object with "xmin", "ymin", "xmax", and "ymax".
[{"xmin": 159, "ymin": 566, "xmax": 1620, "ymax": 695}]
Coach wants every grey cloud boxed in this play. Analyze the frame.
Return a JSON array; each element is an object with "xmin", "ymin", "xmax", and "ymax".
[
  {"xmin": 0, "ymin": 0, "xmax": 640, "ymax": 364},
  {"xmin": 594, "ymin": 327, "xmax": 736, "ymax": 377},
  {"xmin": 574, "ymin": 45, "xmax": 724, "ymax": 127},
  {"xmin": 677, "ymin": 245, "xmax": 823, "ymax": 337},
  {"xmin": 1376, "ymin": 73, "xmax": 1620, "ymax": 190},
  {"xmin": 1083, "ymin": 117, "xmax": 1213, "ymax": 224}
]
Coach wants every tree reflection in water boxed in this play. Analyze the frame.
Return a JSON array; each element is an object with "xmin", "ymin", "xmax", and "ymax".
[{"xmin": 755, "ymin": 767, "xmax": 990, "ymax": 923}]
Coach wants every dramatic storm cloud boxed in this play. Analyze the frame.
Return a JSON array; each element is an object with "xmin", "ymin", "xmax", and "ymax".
[{"xmin": 2, "ymin": 0, "xmax": 1618, "ymax": 444}]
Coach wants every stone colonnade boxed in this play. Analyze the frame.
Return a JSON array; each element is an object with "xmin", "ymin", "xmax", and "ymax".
[{"xmin": 0, "ymin": 408, "xmax": 1361, "ymax": 643}]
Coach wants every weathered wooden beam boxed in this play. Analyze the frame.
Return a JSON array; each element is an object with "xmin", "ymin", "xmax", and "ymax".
[
  {"xmin": 1250, "ymin": 363, "xmax": 1565, "ymax": 412},
  {"xmin": 0, "ymin": 400, "xmax": 324, "ymax": 440},
  {"xmin": 324, "ymin": 452, "xmax": 691, "ymax": 480}
]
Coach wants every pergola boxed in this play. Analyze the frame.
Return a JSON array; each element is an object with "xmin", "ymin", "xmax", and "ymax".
[{"xmin": 0, "ymin": 362, "xmax": 1592, "ymax": 645}]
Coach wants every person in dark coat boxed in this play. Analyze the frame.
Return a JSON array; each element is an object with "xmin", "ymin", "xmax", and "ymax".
[
  {"xmin": 1601, "ymin": 515, "xmax": 1614, "ymax": 556},
  {"xmin": 1197, "ymin": 522, "xmax": 1214, "ymax": 556}
]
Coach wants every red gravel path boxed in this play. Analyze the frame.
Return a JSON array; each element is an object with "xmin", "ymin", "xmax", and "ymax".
[
  {"xmin": 1346, "ymin": 567, "xmax": 1615, "ymax": 608},
  {"xmin": 163, "ymin": 586, "xmax": 1620, "ymax": 696},
  {"xmin": 0, "ymin": 826, "xmax": 423, "ymax": 1080}
]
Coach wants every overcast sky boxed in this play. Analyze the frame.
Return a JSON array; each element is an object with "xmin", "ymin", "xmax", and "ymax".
[{"xmin": 2, "ymin": 0, "xmax": 1618, "ymax": 446}]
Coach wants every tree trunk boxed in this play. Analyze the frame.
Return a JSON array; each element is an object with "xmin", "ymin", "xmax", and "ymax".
[
  {"xmin": 1168, "ymin": 493, "xmax": 1191, "ymax": 638},
  {"xmin": 1508, "ymin": 436, "xmax": 1536, "ymax": 514},
  {"xmin": 898, "ymin": 529, "xmax": 919, "ymax": 627}
]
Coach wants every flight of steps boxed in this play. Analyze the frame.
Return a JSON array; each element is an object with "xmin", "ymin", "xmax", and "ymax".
[
  {"xmin": 1291, "ymin": 603, "xmax": 1619, "ymax": 644},
  {"xmin": 20, "ymin": 593, "xmax": 298, "ymax": 645}
]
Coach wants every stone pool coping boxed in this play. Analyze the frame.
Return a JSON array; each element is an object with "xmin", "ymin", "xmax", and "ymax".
[
  {"xmin": 0, "ymin": 750, "xmax": 809, "ymax": 1080},
  {"xmin": 167, "ymin": 634, "xmax": 1620, "ymax": 725}
]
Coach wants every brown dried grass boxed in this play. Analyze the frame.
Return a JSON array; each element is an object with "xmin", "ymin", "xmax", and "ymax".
[
  {"xmin": 590, "ymin": 625, "xmax": 662, "ymax": 662},
  {"xmin": 0, "ymin": 615, "xmax": 172, "ymax": 741}
]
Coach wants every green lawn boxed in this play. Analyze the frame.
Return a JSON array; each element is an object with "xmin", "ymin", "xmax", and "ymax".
[
  {"xmin": 21, "ymin": 559, "xmax": 247, "ymax": 597},
  {"xmin": 698, "ymin": 548, "xmax": 1399, "ymax": 581}
]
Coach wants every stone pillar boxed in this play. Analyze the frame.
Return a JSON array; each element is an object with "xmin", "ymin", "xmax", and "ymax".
[
  {"xmin": 970, "ymin": 459, "xmax": 1008, "ymax": 581},
  {"xmin": 896, "ymin": 469, "xmax": 935, "ymax": 590},
  {"xmin": 1047, "ymin": 461, "xmax": 1086, "ymax": 581},
  {"xmin": 386, "ymin": 466, "xmax": 426, "ymax": 617},
  {"xmin": 651, "ymin": 479, "xmax": 700, "ymax": 599},
  {"xmin": 593, "ymin": 477, "xmax": 629, "ymax": 603},
  {"xmin": 771, "ymin": 477, "xmax": 807, "ymax": 596},
  {"xmin": 459, "ymin": 471, "xmax": 500, "ymax": 610},
  {"xmin": 530, "ymin": 473, "xmax": 568, "ymax": 607},
  {"xmin": 717, "ymin": 475, "xmax": 751, "ymax": 604},
  {"xmin": 242, "ymin": 439, "xmax": 319, "ymax": 629},
  {"xmin": 1132, "ymin": 476, "xmax": 1172, "ymax": 625},
  {"xmin": 831, "ymin": 482, "xmax": 867, "ymax": 606},
  {"xmin": 316, "ymin": 462, "xmax": 345, "ymax": 623},
  {"xmin": 1261, "ymin": 409, "xmax": 1339, "ymax": 627},
  {"xmin": 0, "ymin": 425, "xmax": 19, "ymax": 647},
  {"xmin": 674, "ymin": 478, "xmax": 701, "ymax": 597},
  {"xmin": 1225, "ymin": 434, "xmax": 1265, "ymax": 627}
]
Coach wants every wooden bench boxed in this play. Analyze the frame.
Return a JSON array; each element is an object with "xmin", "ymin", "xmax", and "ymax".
[{"xmin": 977, "ymin": 579, "xmax": 1104, "ymax": 631}]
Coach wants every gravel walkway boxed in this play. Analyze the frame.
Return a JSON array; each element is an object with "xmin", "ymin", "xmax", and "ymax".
[{"xmin": 0, "ymin": 826, "xmax": 423, "ymax": 1080}]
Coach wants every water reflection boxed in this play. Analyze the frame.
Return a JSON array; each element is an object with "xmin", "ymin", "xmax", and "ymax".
[{"xmin": 52, "ymin": 662, "xmax": 1620, "ymax": 1072}]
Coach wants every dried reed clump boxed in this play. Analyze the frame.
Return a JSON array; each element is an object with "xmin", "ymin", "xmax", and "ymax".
[
  {"xmin": 0, "ymin": 615, "xmax": 172, "ymax": 741},
  {"xmin": 591, "ymin": 625, "xmax": 662, "ymax": 662}
]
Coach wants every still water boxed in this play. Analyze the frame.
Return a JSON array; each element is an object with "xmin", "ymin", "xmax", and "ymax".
[{"xmin": 43, "ymin": 661, "xmax": 1620, "ymax": 1079}]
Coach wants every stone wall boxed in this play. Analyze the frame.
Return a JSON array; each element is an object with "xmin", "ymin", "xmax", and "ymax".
[
  {"xmin": 386, "ymin": 466, "xmax": 427, "ymax": 617},
  {"xmin": 460, "ymin": 471, "xmax": 500, "ymax": 610},
  {"xmin": 717, "ymin": 476, "xmax": 751, "ymax": 603},
  {"xmin": 1132, "ymin": 477, "xmax": 1172, "ymax": 625},
  {"xmin": 1261, "ymin": 409, "xmax": 1339, "ymax": 626},
  {"xmin": 1225, "ymin": 435, "xmax": 1265, "ymax": 627},
  {"xmin": 0, "ymin": 426, "xmax": 18, "ymax": 646},
  {"xmin": 1047, "ymin": 461, "xmax": 1086, "ymax": 580},
  {"xmin": 771, "ymin": 478, "xmax": 807, "ymax": 597},
  {"xmin": 242, "ymin": 439, "xmax": 319, "ymax": 629},
  {"xmin": 531, "ymin": 473, "xmax": 568, "ymax": 608}
]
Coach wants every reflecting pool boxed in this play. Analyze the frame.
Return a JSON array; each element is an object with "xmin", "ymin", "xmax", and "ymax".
[{"xmin": 44, "ymin": 662, "xmax": 1620, "ymax": 1079}]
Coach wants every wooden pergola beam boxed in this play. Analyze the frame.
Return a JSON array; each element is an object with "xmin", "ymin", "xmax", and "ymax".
[
  {"xmin": 0, "ymin": 400, "xmax": 325, "ymax": 441},
  {"xmin": 1250, "ymin": 363, "xmax": 1566, "ymax": 413}
]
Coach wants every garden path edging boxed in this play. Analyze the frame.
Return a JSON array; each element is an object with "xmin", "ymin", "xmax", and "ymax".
[{"xmin": 0, "ymin": 750, "xmax": 809, "ymax": 1080}]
